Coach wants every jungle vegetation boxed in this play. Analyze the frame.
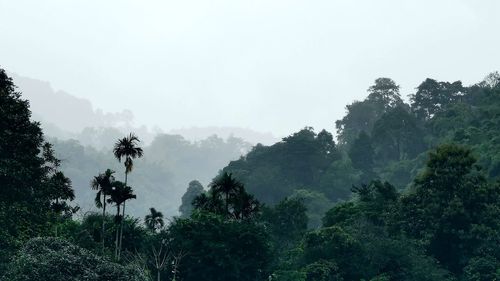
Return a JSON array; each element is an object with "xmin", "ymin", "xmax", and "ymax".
[{"xmin": 1, "ymin": 67, "xmax": 500, "ymax": 280}]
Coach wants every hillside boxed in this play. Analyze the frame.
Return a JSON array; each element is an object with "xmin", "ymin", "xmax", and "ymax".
[{"xmin": 220, "ymin": 74, "xmax": 500, "ymax": 224}]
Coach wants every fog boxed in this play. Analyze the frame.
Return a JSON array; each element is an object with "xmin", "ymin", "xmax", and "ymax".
[{"xmin": 1, "ymin": 0, "xmax": 499, "ymax": 137}]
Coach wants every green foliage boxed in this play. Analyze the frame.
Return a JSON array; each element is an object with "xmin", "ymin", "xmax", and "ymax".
[
  {"xmin": 322, "ymin": 201, "xmax": 359, "ymax": 227},
  {"xmin": 0, "ymin": 68, "xmax": 75, "ymax": 272},
  {"xmin": 462, "ymin": 255, "xmax": 500, "ymax": 281},
  {"xmin": 193, "ymin": 172, "xmax": 260, "ymax": 220},
  {"xmin": 168, "ymin": 211, "xmax": 271, "ymax": 281},
  {"xmin": 144, "ymin": 207, "xmax": 164, "ymax": 232},
  {"xmin": 262, "ymin": 198, "xmax": 308, "ymax": 249},
  {"xmin": 336, "ymin": 78, "xmax": 402, "ymax": 147},
  {"xmin": 3, "ymin": 65, "xmax": 500, "ymax": 281},
  {"xmin": 289, "ymin": 189, "xmax": 334, "ymax": 229},
  {"xmin": 224, "ymin": 128, "xmax": 342, "ymax": 204},
  {"xmin": 371, "ymin": 106, "xmax": 426, "ymax": 163},
  {"xmin": 303, "ymin": 260, "xmax": 343, "ymax": 281},
  {"xmin": 292, "ymin": 178, "xmax": 454, "ymax": 280},
  {"xmin": 410, "ymin": 78, "xmax": 464, "ymax": 121},
  {"xmin": 397, "ymin": 144, "xmax": 500, "ymax": 274},
  {"xmin": 3, "ymin": 237, "xmax": 147, "ymax": 281},
  {"xmin": 348, "ymin": 131, "xmax": 375, "ymax": 181}
]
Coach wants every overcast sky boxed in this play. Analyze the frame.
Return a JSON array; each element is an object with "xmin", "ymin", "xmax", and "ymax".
[{"xmin": 0, "ymin": 0, "xmax": 499, "ymax": 137}]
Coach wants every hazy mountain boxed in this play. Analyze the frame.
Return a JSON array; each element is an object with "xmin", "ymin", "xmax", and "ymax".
[
  {"xmin": 11, "ymin": 73, "xmax": 278, "ymax": 148},
  {"xmin": 10, "ymin": 73, "xmax": 135, "ymax": 133},
  {"xmin": 170, "ymin": 126, "xmax": 278, "ymax": 145}
]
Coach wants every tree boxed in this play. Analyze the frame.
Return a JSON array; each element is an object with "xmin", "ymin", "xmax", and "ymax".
[
  {"xmin": 107, "ymin": 181, "xmax": 137, "ymax": 260},
  {"xmin": 410, "ymin": 78, "xmax": 464, "ymax": 120},
  {"xmin": 0, "ymin": 68, "xmax": 75, "ymax": 272},
  {"xmin": 47, "ymin": 171, "xmax": 75, "ymax": 237},
  {"xmin": 144, "ymin": 208, "xmax": 164, "ymax": 232},
  {"xmin": 336, "ymin": 78, "xmax": 402, "ymax": 147},
  {"xmin": 113, "ymin": 133, "xmax": 144, "ymax": 185},
  {"xmin": 480, "ymin": 71, "xmax": 500, "ymax": 89},
  {"xmin": 194, "ymin": 173, "xmax": 260, "ymax": 220},
  {"xmin": 167, "ymin": 212, "xmax": 271, "ymax": 281},
  {"xmin": 210, "ymin": 172, "xmax": 243, "ymax": 214},
  {"xmin": 113, "ymin": 133, "xmax": 143, "ymax": 259},
  {"xmin": 371, "ymin": 106, "xmax": 425, "ymax": 162},
  {"xmin": 289, "ymin": 189, "xmax": 333, "ymax": 229},
  {"xmin": 91, "ymin": 169, "xmax": 115, "ymax": 252},
  {"xmin": 367, "ymin": 77, "xmax": 403, "ymax": 109},
  {"xmin": 397, "ymin": 144, "xmax": 500, "ymax": 275},
  {"xmin": 348, "ymin": 131, "xmax": 375, "ymax": 182},
  {"xmin": 336, "ymin": 100, "xmax": 381, "ymax": 147},
  {"xmin": 179, "ymin": 180, "xmax": 204, "ymax": 218},
  {"xmin": 261, "ymin": 198, "xmax": 308, "ymax": 252}
]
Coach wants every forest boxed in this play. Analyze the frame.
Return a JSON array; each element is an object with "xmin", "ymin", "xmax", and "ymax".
[{"xmin": 1, "ymin": 66, "xmax": 500, "ymax": 281}]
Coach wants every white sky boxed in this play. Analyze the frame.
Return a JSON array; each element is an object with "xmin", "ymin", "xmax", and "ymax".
[{"xmin": 0, "ymin": 0, "xmax": 499, "ymax": 137}]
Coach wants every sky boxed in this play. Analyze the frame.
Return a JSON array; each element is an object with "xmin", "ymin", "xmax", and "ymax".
[{"xmin": 0, "ymin": 0, "xmax": 499, "ymax": 138}]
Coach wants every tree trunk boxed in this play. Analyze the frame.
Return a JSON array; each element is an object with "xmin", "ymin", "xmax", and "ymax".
[
  {"xmin": 115, "ymin": 204, "xmax": 121, "ymax": 260},
  {"xmin": 225, "ymin": 192, "xmax": 229, "ymax": 216},
  {"xmin": 157, "ymin": 270, "xmax": 161, "ymax": 281},
  {"xmin": 102, "ymin": 195, "xmax": 106, "ymax": 254},
  {"xmin": 117, "ymin": 171, "xmax": 128, "ymax": 260},
  {"xmin": 118, "ymin": 200, "xmax": 126, "ymax": 259}
]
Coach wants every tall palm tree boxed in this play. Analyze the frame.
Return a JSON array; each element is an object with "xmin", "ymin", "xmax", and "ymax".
[
  {"xmin": 144, "ymin": 207, "xmax": 165, "ymax": 232},
  {"xmin": 113, "ymin": 133, "xmax": 143, "ymax": 258},
  {"xmin": 91, "ymin": 169, "xmax": 115, "ymax": 253},
  {"xmin": 113, "ymin": 133, "xmax": 144, "ymax": 186},
  {"xmin": 210, "ymin": 172, "xmax": 243, "ymax": 216},
  {"xmin": 107, "ymin": 180, "xmax": 136, "ymax": 260}
]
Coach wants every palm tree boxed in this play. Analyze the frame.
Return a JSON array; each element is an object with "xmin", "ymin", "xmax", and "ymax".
[
  {"xmin": 210, "ymin": 172, "xmax": 243, "ymax": 215},
  {"xmin": 232, "ymin": 189, "xmax": 260, "ymax": 220},
  {"xmin": 192, "ymin": 193, "xmax": 210, "ymax": 211},
  {"xmin": 113, "ymin": 133, "xmax": 143, "ymax": 258},
  {"xmin": 107, "ymin": 180, "xmax": 136, "ymax": 260},
  {"xmin": 91, "ymin": 169, "xmax": 115, "ymax": 253},
  {"xmin": 144, "ymin": 207, "xmax": 165, "ymax": 232},
  {"xmin": 113, "ymin": 133, "xmax": 144, "ymax": 186}
]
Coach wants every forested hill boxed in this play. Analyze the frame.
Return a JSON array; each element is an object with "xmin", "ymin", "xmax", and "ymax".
[
  {"xmin": 219, "ymin": 74, "xmax": 500, "ymax": 225},
  {"xmin": 2, "ymin": 66, "xmax": 500, "ymax": 281}
]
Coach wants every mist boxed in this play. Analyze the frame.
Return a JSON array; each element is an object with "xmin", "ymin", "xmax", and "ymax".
[{"xmin": 1, "ymin": 0, "xmax": 499, "ymax": 137}]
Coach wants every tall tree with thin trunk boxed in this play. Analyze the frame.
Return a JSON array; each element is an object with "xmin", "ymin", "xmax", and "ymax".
[
  {"xmin": 107, "ymin": 181, "xmax": 136, "ymax": 260},
  {"xmin": 91, "ymin": 169, "xmax": 115, "ymax": 253},
  {"xmin": 113, "ymin": 133, "xmax": 143, "ymax": 259}
]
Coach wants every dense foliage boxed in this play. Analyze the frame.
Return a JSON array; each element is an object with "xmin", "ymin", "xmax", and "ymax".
[
  {"xmin": 2, "ymin": 67, "xmax": 500, "ymax": 280},
  {"xmin": 4, "ymin": 237, "xmax": 147, "ymax": 281},
  {"xmin": 0, "ymin": 68, "xmax": 75, "ymax": 272}
]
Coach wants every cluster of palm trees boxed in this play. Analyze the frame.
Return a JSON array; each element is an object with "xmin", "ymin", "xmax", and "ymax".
[
  {"xmin": 91, "ymin": 133, "xmax": 143, "ymax": 260},
  {"xmin": 193, "ymin": 172, "xmax": 260, "ymax": 220}
]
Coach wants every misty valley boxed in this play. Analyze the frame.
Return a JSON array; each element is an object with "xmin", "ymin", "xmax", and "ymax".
[{"xmin": 1, "ymin": 66, "xmax": 500, "ymax": 281}]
